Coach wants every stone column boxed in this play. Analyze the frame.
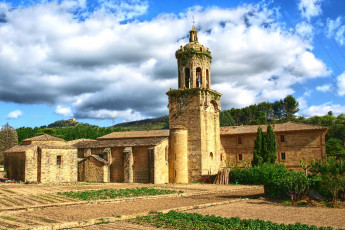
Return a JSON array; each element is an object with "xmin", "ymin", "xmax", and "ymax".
[{"xmin": 123, "ymin": 147, "xmax": 133, "ymax": 183}]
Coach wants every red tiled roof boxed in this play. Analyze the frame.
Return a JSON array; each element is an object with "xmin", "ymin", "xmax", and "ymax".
[
  {"xmin": 97, "ymin": 130, "xmax": 169, "ymax": 140},
  {"xmin": 220, "ymin": 122, "xmax": 328, "ymax": 135}
]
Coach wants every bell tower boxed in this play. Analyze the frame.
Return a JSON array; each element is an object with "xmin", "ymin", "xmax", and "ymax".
[{"xmin": 167, "ymin": 26, "xmax": 222, "ymax": 183}]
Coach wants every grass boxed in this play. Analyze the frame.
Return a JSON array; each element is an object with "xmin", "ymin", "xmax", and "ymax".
[
  {"xmin": 129, "ymin": 211, "xmax": 344, "ymax": 230},
  {"xmin": 58, "ymin": 187, "xmax": 182, "ymax": 200},
  {"xmin": 0, "ymin": 216, "xmax": 17, "ymax": 221}
]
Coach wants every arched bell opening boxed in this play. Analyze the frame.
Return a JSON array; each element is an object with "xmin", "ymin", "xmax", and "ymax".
[
  {"xmin": 206, "ymin": 69, "xmax": 210, "ymax": 89},
  {"xmin": 185, "ymin": 68, "xmax": 190, "ymax": 89},
  {"xmin": 196, "ymin": 67, "xmax": 202, "ymax": 88}
]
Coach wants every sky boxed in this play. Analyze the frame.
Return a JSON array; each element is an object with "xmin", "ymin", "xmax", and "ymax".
[{"xmin": 0, "ymin": 0, "xmax": 345, "ymax": 128}]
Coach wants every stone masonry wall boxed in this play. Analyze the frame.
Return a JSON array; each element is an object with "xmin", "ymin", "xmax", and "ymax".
[
  {"xmin": 153, "ymin": 139, "xmax": 169, "ymax": 184},
  {"xmin": 110, "ymin": 147, "xmax": 125, "ymax": 182},
  {"xmin": 39, "ymin": 148, "xmax": 77, "ymax": 183},
  {"xmin": 133, "ymin": 146, "xmax": 149, "ymax": 183},
  {"xmin": 5, "ymin": 151, "xmax": 26, "ymax": 181},
  {"xmin": 78, "ymin": 157, "xmax": 105, "ymax": 182},
  {"xmin": 168, "ymin": 88, "xmax": 221, "ymax": 182},
  {"xmin": 221, "ymin": 130, "xmax": 326, "ymax": 169}
]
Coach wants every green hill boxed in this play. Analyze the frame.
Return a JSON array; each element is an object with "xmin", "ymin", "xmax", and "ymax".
[{"xmin": 112, "ymin": 115, "xmax": 169, "ymax": 130}]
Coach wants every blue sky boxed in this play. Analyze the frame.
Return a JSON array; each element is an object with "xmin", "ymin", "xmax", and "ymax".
[{"xmin": 0, "ymin": 0, "xmax": 345, "ymax": 128}]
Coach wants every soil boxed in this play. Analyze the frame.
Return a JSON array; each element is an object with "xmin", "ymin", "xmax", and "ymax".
[{"xmin": 0, "ymin": 183, "xmax": 344, "ymax": 229}]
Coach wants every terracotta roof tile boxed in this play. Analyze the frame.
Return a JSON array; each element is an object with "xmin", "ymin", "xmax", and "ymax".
[
  {"xmin": 220, "ymin": 122, "xmax": 328, "ymax": 135},
  {"xmin": 22, "ymin": 134, "xmax": 65, "ymax": 142},
  {"xmin": 5, "ymin": 145, "xmax": 34, "ymax": 153},
  {"xmin": 74, "ymin": 137, "xmax": 168, "ymax": 148},
  {"xmin": 97, "ymin": 130, "xmax": 169, "ymax": 140},
  {"xmin": 5, "ymin": 143, "xmax": 76, "ymax": 153}
]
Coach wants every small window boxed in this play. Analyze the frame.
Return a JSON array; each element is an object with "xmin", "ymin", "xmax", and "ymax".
[
  {"xmin": 238, "ymin": 154, "xmax": 243, "ymax": 161},
  {"xmin": 57, "ymin": 155, "xmax": 62, "ymax": 165},
  {"xmin": 238, "ymin": 137, "xmax": 242, "ymax": 144},
  {"xmin": 220, "ymin": 154, "xmax": 223, "ymax": 161},
  {"xmin": 280, "ymin": 135, "xmax": 285, "ymax": 142},
  {"xmin": 210, "ymin": 152, "xmax": 214, "ymax": 160},
  {"xmin": 281, "ymin": 153, "xmax": 286, "ymax": 160}
]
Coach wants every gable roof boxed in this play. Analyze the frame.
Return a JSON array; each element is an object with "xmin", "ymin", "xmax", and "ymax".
[
  {"xmin": 5, "ymin": 145, "xmax": 34, "ymax": 153},
  {"xmin": 5, "ymin": 143, "xmax": 76, "ymax": 153},
  {"xmin": 74, "ymin": 137, "xmax": 168, "ymax": 148},
  {"xmin": 22, "ymin": 134, "xmax": 65, "ymax": 142},
  {"xmin": 97, "ymin": 130, "xmax": 169, "ymax": 140},
  {"xmin": 220, "ymin": 122, "xmax": 328, "ymax": 135}
]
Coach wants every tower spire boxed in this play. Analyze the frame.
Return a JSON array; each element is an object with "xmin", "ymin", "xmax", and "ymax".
[{"xmin": 189, "ymin": 18, "xmax": 198, "ymax": 42}]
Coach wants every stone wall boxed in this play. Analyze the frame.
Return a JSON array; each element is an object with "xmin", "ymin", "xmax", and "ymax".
[
  {"xmin": 110, "ymin": 147, "xmax": 125, "ymax": 182},
  {"xmin": 4, "ymin": 151, "xmax": 26, "ymax": 181},
  {"xmin": 167, "ymin": 88, "xmax": 221, "ymax": 182},
  {"xmin": 132, "ymin": 146, "xmax": 150, "ymax": 183},
  {"xmin": 221, "ymin": 130, "xmax": 326, "ymax": 169},
  {"xmin": 78, "ymin": 157, "xmax": 105, "ymax": 182},
  {"xmin": 39, "ymin": 148, "xmax": 78, "ymax": 183},
  {"xmin": 153, "ymin": 139, "xmax": 169, "ymax": 184}
]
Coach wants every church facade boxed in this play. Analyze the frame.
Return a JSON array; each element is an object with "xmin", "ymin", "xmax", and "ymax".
[{"xmin": 5, "ymin": 27, "xmax": 328, "ymax": 184}]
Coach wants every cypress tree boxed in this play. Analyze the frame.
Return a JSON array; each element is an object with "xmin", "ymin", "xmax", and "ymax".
[
  {"xmin": 252, "ymin": 127, "xmax": 263, "ymax": 166},
  {"xmin": 264, "ymin": 125, "xmax": 277, "ymax": 163}
]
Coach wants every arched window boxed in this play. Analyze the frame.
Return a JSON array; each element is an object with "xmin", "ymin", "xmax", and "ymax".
[
  {"xmin": 206, "ymin": 69, "xmax": 209, "ymax": 89},
  {"xmin": 196, "ymin": 67, "xmax": 202, "ymax": 88},
  {"xmin": 210, "ymin": 152, "xmax": 213, "ymax": 160},
  {"xmin": 185, "ymin": 68, "xmax": 190, "ymax": 88}
]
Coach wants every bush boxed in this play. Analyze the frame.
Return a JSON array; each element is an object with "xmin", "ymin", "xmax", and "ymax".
[
  {"xmin": 230, "ymin": 163, "xmax": 310, "ymax": 199},
  {"xmin": 310, "ymin": 157, "xmax": 345, "ymax": 206},
  {"xmin": 284, "ymin": 170, "xmax": 310, "ymax": 202}
]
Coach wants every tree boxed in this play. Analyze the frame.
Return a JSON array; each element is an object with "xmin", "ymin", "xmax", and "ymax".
[
  {"xmin": 326, "ymin": 138, "xmax": 345, "ymax": 156},
  {"xmin": 252, "ymin": 125, "xmax": 277, "ymax": 166},
  {"xmin": 220, "ymin": 110, "xmax": 235, "ymax": 127},
  {"xmin": 0, "ymin": 123, "xmax": 18, "ymax": 165},
  {"xmin": 283, "ymin": 95, "xmax": 299, "ymax": 119},
  {"xmin": 252, "ymin": 127, "xmax": 263, "ymax": 166},
  {"xmin": 264, "ymin": 125, "xmax": 277, "ymax": 163}
]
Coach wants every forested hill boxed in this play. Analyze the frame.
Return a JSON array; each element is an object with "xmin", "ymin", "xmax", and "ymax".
[
  {"xmin": 112, "ymin": 116, "xmax": 169, "ymax": 130},
  {"xmin": 12, "ymin": 95, "xmax": 345, "ymax": 155}
]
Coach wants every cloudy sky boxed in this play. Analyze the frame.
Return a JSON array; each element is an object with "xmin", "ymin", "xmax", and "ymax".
[{"xmin": 1, "ymin": 0, "xmax": 345, "ymax": 128}]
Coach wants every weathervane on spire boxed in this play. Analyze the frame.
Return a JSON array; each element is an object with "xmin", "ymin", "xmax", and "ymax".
[{"xmin": 192, "ymin": 16, "xmax": 195, "ymax": 25}]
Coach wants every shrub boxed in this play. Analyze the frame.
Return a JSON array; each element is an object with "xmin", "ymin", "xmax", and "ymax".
[
  {"xmin": 284, "ymin": 170, "xmax": 310, "ymax": 202},
  {"xmin": 230, "ymin": 163, "xmax": 310, "ymax": 199},
  {"xmin": 310, "ymin": 157, "xmax": 345, "ymax": 206}
]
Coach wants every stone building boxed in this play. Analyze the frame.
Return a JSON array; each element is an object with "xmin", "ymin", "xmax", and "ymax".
[
  {"xmin": 220, "ymin": 122, "xmax": 328, "ymax": 170},
  {"xmin": 5, "ymin": 135, "xmax": 78, "ymax": 183},
  {"xmin": 4, "ymin": 26, "xmax": 328, "ymax": 183}
]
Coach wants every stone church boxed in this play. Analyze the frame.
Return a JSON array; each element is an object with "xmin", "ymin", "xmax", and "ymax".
[{"xmin": 5, "ymin": 26, "xmax": 328, "ymax": 184}]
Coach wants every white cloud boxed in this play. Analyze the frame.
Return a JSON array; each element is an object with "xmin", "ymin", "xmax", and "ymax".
[
  {"xmin": 295, "ymin": 21, "xmax": 313, "ymax": 42},
  {"xmin": 337, "ymin": 72, "xmax": 345, "ymax": 96},
  {"xmin": 301, "ymin": 102, "xmax": 345, "ymax": 117},
  {"xmin": 326, "ymin": 17, "xmax": 345, "ymax": 45},
  {"xmin": 316, "ymin": 84, "xmax": 331, "ymax": 93},
  {"xmin": 0, "ymin": 2, "xmax": 329, "ymax": 121},
  {"xmin": 5, "ymin": 110, "xmax": 23, "ymax": 119},
  {"xmin": 55, "ymin": 105, "xmax": 73, "ymax": 117},
  {"xmin": 298, "ymin": 0, "xmax": 322, "ymax": 21}
]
